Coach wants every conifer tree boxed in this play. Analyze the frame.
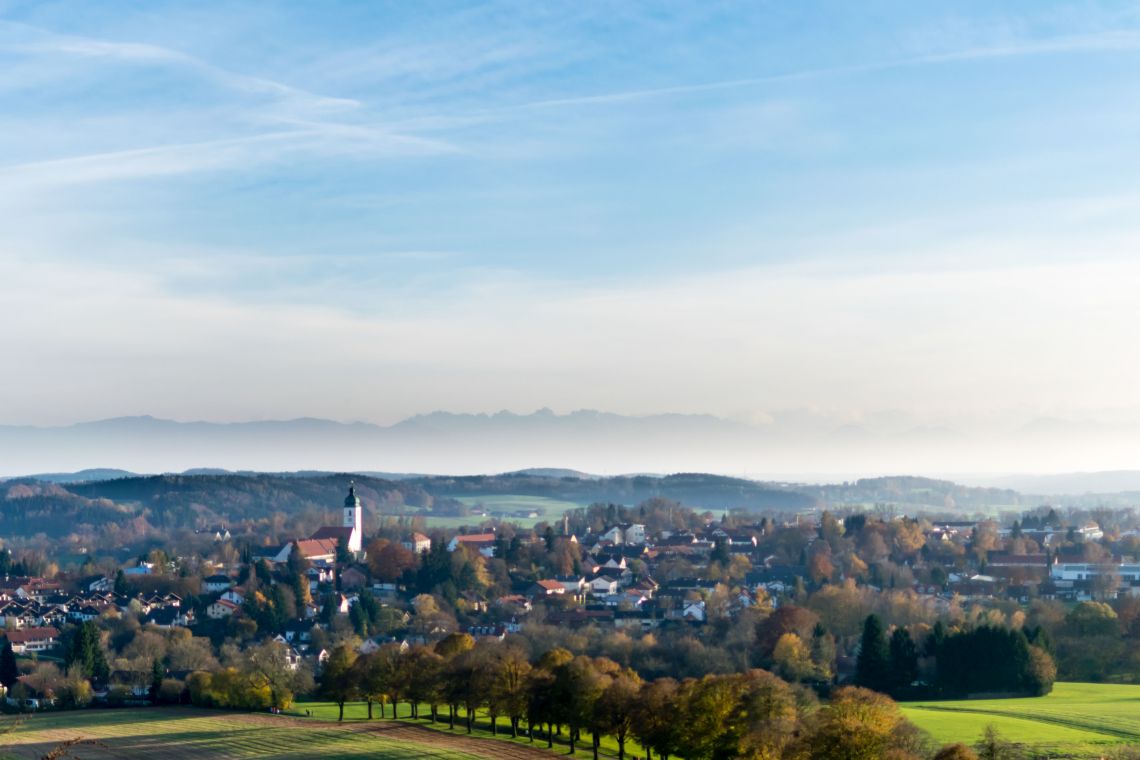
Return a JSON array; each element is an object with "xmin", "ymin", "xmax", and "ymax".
[
  {"xmin": 0, "ymin": 639, "xmax": 18, "ymax": 689},
  {"xmin": 855, "ymin": 614, "xmax": 890, "ymax": 693}
]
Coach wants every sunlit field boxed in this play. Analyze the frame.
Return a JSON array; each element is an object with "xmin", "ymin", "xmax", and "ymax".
[{"xmin": 903, "ymin": 682, "xmax": 1140, "ymax": 757}]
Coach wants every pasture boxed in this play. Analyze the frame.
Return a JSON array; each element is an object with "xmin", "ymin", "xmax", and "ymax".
[
  {"xmin": 0, "ymin": 707, "xmax": 554, "ymax": 760},
  {"xmin": 436, "ymin": 494, "xmax": 584, "ymax": 528},
  {"xmin": 902, "ymin": 682, "xmax": 1140, "ymax": 757}
]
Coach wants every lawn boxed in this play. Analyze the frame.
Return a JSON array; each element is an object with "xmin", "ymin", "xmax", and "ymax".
[
  {"xmin": 902, "ymin": 682, "xmax": 1140, "ymax": 757},
  {"xmin": 0, "ymin": 707, "xmax": 502, "ymax": 760}
]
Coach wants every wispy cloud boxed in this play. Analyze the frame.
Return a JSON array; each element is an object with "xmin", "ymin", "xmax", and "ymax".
[
  {"xmin": 464, "ymin": 28, "xmax": 1140, "ymax": 113},
  {"xmin": 0, "ymin": 19, "xmax": 359, "ymax": 114}
]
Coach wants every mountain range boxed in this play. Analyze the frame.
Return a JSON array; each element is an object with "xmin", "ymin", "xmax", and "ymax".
[{"xmin": 1, "ymin": 410, "xmax": 1139, "ymax": 486}]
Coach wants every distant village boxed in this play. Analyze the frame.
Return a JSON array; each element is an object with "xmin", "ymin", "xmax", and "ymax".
[{"xmin": 0, "ymin": 480, "xmax": 1137, "ymax": 710}]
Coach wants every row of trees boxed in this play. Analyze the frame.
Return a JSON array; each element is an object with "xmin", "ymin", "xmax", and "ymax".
[
  {"xmin": 855, "ymin": 615, "xmax": 1056, "ymax": 699},
  {"xmin": 315, "ymin": 634, "xmax": 976, "ymax": 760}
]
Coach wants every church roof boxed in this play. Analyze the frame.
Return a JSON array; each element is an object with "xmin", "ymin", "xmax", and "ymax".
[
  {"xmin": 310, "ymin": 526, "xmax": 353, "ymax": 543},
  {"xmin": 293, "ymin": 538, "xmax": 340, "ymax": 558}
]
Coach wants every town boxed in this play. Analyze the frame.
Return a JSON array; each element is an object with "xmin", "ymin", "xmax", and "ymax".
[{"xmin": 0, "ymin": 477, "xmax": 1134, "ymax": 721}]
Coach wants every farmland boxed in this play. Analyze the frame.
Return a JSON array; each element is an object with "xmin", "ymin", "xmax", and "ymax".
[
  {"xmin": 441, "ymin": 494, "xmax": 584, "ymax": 528},
  {"xmin": 902, "ymin": 682, "xmax": 1140, "ymax": 757},
  {"xmin": 286, "ymin": 701, "xmax": 641, "ymax": 759},
  {"xmin": 0, "ymin": 708, "xmax": 556, "ymax": 760}
]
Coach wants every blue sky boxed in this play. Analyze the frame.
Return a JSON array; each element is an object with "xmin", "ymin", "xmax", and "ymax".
[{"xmin": 3, "ymin": 1, "xmax": 1140, "ymax": 447}]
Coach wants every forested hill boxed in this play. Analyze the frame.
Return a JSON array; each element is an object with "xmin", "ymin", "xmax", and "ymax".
[
  {"xmin": 799, "ymin": 476, "xmax": 1025, "ymax": 511},
  {"xmin": 409, "ymin": 472, "xmax": 815, "ymax": 511},
  {"xmin": 0, "ymin": 470, "xmax": 1042, "ymax": 544}
]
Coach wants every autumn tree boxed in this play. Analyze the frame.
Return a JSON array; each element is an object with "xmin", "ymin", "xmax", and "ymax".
[
  {"xmin": 772, "ymin": 633, "xmax": 814, "ymax": 683},
  {"xmin": 353, "ymin": 646, "xmax": 397, "ymax": 719},
  {"xmin": 404, "ymin": 645, "xmax": 445, "ymax": 720},
  {"xmin": 551, "ymin": 656, "xmax": 608, "ymax": 756},
  {"xmin": 674, "ymin": 674, "xmax": 743, "ymax": 760},
  {"xmin": 804, "ymin": 686, "xmax": 917, "ymax": 760},
  {"xmin": 934, "ymin": 744, "xmax": 980, "ymax": 760},
  {"xmin": 489, "ymin": 646, "xmax": 533, "ymax": 738},
  {"xmin": 242, "ymin": 639, "xmax": 310, "ymax": 710},
  {"xmin": 367, "ymin": 539, "xmax": 417, "ymax": 583},
  {"xmin": 317, "ymin": 644, "xmax": 358, "ymax": 721},
  {"xmin": 594, "ymin": 667, "xmax": 642, "ymax": 760},
  {"xmin": 630, "ymin": 677, "xmax": 680, "ymax": 760}
]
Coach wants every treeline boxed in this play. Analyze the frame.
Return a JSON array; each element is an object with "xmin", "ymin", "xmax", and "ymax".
[
  {"xmin": 802, "ymin": 476, "xmax": 1022, "ymax": 510},
  {"xmin": 854, "ymin": 615, "xmax": 1056, "ymax": 699},
  {"xmin": 312, "ymin": 634, "xmax": 948, "ymax": 760},
  {"xmin": 419, "ymin": 472, "xmax": 817, "ymax": 511}
]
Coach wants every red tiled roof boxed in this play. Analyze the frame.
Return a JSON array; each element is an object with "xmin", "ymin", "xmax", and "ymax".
[
  {"xmin": 454, "ymin": 533, "xmax": 496, "ymax": 544},
  {"xmin": 311, "ymin": 526, "xmax": 353, "ymax": 542},
  {"xmin": 294, "ymin": 538, "xmax": 339, "ymax": 558},
  {"xmin": 5, "ymin": 627, "xmax": 59, "ymax": 644}
]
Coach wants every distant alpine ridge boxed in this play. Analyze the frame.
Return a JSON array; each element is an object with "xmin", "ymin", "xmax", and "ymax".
[{"xmin": 1, "ymin": 409, "xmax": 1139, "ymax": 488}]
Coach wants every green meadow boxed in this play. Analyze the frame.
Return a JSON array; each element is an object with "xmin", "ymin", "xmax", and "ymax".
[
  {"xmin": 433, "ymin": 494, "xmax": 584, "ymax": 528},
  {"xmin": 903, "ymin": 682, "xmax": 1140, "ymax": 757}
]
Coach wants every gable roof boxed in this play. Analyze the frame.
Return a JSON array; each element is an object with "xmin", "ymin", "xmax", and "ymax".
[
  {"xmin": 453, "ymin": 533, "xmax": 496, "ymax": 544},
  {"xmin": 294, "ymin": 538, "xmax": 339, "ymax": 558},
  {"xmin": 6, "ymin": 627, "xmax": 59, "ymax": 643},
  {"xmin": 311, "ymin": 526, "xmax": 354, "ymax": 543}
]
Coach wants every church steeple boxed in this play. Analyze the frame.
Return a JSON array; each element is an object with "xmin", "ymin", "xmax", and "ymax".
[{"xmin": 342, "ymin": 481, "xmax": 362, "ymax": 553}]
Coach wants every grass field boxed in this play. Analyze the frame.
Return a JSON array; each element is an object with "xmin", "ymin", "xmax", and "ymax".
[
  {"xmin": 287, "ymin": 700, "xmax": 643, "ymax": 760},
  {"xmin": 903, "ymin": 682, "xmax": 1140, "ymax": 757},
  {"xmin": 0, "ymin": 707, "xmax": 554, "ymax": 760},
  {"xmin": 432, "ymin": 494, "xmax": 583, "ymax": 528}
]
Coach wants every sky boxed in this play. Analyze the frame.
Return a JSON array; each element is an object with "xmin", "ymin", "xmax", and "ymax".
[{"xmin": 3, "ymin": 1, "xmax": 1140, "ymax": 465}]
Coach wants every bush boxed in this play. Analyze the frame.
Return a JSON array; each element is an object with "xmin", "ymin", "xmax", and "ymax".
[
  {"xmin": 157, "ymin": 678, "xmax": 185, "ymax": 705},
  {"xmin": 105, "ymin": 685, "xmax": 131, "ymax": 708}
]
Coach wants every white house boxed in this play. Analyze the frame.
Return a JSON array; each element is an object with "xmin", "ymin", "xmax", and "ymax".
[
  {"xmin": 6, "ymin": 627, "xmax": 59, "ymax": 653},
  {"xmin": 220, "ymin": 589, "xmax": 245, "ymax": 605},
  {"xmin": 401, "ymin": 533, "xmax": 432, "ymax": 554},
  {"xmin": 447, "ymin": 533, "xmax": 497, "ymax": 558},
  {"xmin": 588, "ymin": 576, "xmax": 620, "ymax": 596},
  {"xmin": 206, "ymin": 599, "xmax": 240, "ymax": 619}
]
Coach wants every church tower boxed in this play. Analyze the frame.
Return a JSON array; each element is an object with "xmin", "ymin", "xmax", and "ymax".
[{"xmin": 343, "ymin": 482, "xmax": 362, "ymax": 553}]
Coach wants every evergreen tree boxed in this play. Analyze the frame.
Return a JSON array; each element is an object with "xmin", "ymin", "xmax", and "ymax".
[
  {"xmin": 855, "ymin": 614, "xmax": 891, "ymax": 693},
  {"xmin": 0, "ymin": 639, "xmax": 18, "ymax": 689},
  {"xmin": 113, "ymin": 569, "xmax": 129, "ymax": 596},
  {"xmin": 150, "ymin": 659, "xmax": 165, "ymax": 703},
  {"xmin": 888, "ymin": 627, "xmax": 919, "ymax": 694},
  {"xmin": 926, "ymin": 620, "xmax": 947, "ymax": 657},
  {"xmin": 67, "ymin": 621, "xmax": 110, "ymax": 684}
]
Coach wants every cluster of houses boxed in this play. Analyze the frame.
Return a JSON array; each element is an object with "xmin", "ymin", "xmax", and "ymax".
[
  {"xmin": 3, "ymin": 484, "xmax": 1133, "ymax": 682},
  {"xmin": 0, "ymin": 575, "xmax": 190, "ymax": 646}
]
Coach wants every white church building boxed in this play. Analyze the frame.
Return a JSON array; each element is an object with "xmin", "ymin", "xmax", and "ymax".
[{"xmin": 307, "ymin": 483, "xmax": 364, "ymax": 554}]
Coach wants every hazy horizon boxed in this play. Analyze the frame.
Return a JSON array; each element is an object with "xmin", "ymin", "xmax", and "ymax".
[
  {"xmin": 4, "ymin": 2, "xmax": 1140, "ymax": 475},
  {"xmin": 3, "ymin": 407, "xmax": 1140, "ymax": 481}
]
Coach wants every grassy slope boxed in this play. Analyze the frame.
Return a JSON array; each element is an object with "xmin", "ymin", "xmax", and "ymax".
[
  {"xmin": 902, "ymin": 682, "xmax": 1140, "ymax": 756},
  {"xmin": 0, "ymin": 708, "xmax": 489, "ymax": 760}
]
